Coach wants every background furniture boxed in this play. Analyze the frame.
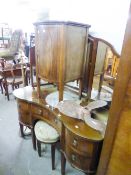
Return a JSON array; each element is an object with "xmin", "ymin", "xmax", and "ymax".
[
  {"xmin": 29, "ymin": 46, "xmax": 36, "ymax": 87},
  {"xmin": 0, "ymin": 23, "xmax": 11, "ymax": 48},
  {"xmin": 0, "ymin": 30, "xmax": 22, "ymax": 60},
  {"xmin": 34, "ymin": 21, "xmax": 90, "ymax": 101},
  {"xmin": 1, "ymin": 64, "xmax": 25, "ymax": 100}
]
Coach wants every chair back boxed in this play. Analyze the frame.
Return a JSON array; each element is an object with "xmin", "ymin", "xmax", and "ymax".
[{"xmin": 9, "ymin": 30, "xmax": 23, "ymax": 55}]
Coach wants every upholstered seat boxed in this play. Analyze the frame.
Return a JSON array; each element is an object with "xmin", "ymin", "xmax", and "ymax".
[
  {"xmin": 34, "ymin": 121, "xmax": 59, "ymax": 143},
  {"xmin": 34, "ymin": 120, "xmax": 60, "ymax": 170}
]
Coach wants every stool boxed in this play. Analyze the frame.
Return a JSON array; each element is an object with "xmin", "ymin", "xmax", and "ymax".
[{"xmin": 34, "ymin": 120, "xmax": 60, "ymax": 170}]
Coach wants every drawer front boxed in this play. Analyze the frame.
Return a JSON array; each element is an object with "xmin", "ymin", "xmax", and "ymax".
[
  {"xmin": 31, "ymin": 105, "xmax": 43, "ymax": 116},
  {"xmin": 65, "ymin": 128, "xmax": 94, "ymax": 156},
  {"xmin": 17, "ymin": 100, "xmax": 31, "ymax": 126},
  {"xmin": 65, "ymin": 147, "xmax": 93, "ymax": 172},
  {"xmin": 31, "ymin": 105, "xmax": 61, "ymax": 132}
]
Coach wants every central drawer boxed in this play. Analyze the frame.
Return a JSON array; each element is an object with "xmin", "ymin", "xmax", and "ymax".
[
  {"xmin": 31, "ymin": 105, "xmax": 44, "ymax": 116},
  {"xmin": 31, "ymin": 104, "xmax": 61, "ymax": 133}
]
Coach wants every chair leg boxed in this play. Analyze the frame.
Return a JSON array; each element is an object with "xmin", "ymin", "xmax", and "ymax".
[
  {"xmin": 31, "ymin": 128, "xmax": 36, "ymax": 150},
  {"xmin": 3, "ymin": 82, "xmax": 9, "ymax": 100},
  {"xmin": 0, "ymin": 81, "xmax": 3, "ymax": 94},
  {"xmin": 19, "ymin": 123, "xmax": 24, "ymax": 138},
  {"xmin": 61, "ymin": 152, "xmax": 66, "ymax": 175},
  {"xmin": 12, "ymin": 84, "xmax": 14, "ymax": 90},
  {"xmin": 51, "ymin": 143, "xmax": 56, "ymax": 170},
  {"xmin": 37, "ymin": 140, "xmax": 41, "ymax": 157}
]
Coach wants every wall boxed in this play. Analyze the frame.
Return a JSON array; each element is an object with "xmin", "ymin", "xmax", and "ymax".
[
  {"xmin": 0, "ymin": 0, "xmax": 130, "ymax": 54},
  {"xmin": 49, "ymin": 0, "xmax": 130, "ymax": 54}
]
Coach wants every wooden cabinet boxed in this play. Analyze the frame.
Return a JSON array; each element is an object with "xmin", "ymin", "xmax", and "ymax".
[{"xmin": 34, "ymin": 21, "xmax": 90, "ymax": 101}]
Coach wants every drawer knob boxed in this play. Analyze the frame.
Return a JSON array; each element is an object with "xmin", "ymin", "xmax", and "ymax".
[
  {"xmin": 71, "ymin": 154, "xmax": 76, "ymax": 161},
  {"xmin": 73, "ymin": 139, "xmax": 77, "ymax": 147},
  {"xmin": 38, "ymin": 109, "xmax": 42, "ymax": 115},
  {"xmin": 54, "ymin": 118, "xmax": 58, "ymax": 123}
]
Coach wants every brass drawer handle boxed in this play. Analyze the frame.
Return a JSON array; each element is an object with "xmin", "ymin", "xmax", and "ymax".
[
  {"xmin": 37, "ymin": 109, "xmax": 42, "ymax": 115},
  {"xmin": 73, "ymin": 139, "xmax": 77, "ymax": 147},
  {"xmin": 71, "ymin": 154, "xmax": 76, "ymax": 161},
  {"xmin": 54, "ymin": 118, "xmax": 58, "ymax": 124}
]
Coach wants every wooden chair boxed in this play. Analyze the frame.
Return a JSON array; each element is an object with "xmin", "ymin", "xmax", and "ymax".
[
  {"xmin": 34, "ymin": 120, "xmax": 60, "ymax": 170},
  {"xmin": 0, "ymin": 30, "xmax": 22, "ymax": 61},
  {"xmin": 2, "ymin": 64, "xmax": 24, "ymax": 100}
]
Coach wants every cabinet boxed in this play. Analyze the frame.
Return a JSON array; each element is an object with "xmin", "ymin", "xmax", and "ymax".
[{"xmin": 34, "ymin": 21, "xmax": 90, "ymax": 101}]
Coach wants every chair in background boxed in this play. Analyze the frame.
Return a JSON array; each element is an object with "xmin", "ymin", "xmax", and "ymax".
[
  {"xmin": 0, "ymin": 30, "xmax": 23, "ymax": 61},
  {"xmin": 29, "ymin": 46, "xmax": 36, "ymax": 87},
  {"xmin": 34, "ymin": 120, "xmax": 60, "ymax": 170},
  {"xmin": 2, "ymin": 64, "xmax": 24, "ymax": 100}
]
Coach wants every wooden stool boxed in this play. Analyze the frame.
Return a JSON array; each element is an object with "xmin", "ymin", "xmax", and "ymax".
[{"xmin": 34, "ymin": 120, "xmax": 60, "ymax": 170}]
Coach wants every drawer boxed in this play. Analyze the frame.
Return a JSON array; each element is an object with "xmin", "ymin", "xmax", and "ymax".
[
  {"xmin": 31, "ymin": 105, "xmax": 43, "ymax": 116},
  {"xmin": 65, "ymin": 146, "xmax": 94, "ymax": 173},
  {"xmin": 65, "ymin": 128, "xmax": 94, "ymax": 157},
  {"xmin": 31, "ymin": 105, "xmax": 61, "ymax": 132}
]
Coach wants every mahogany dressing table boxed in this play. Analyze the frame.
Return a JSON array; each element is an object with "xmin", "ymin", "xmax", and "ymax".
[{"xmin": 13, "ymin": 86, "xmax": 105, "ymax": 174}]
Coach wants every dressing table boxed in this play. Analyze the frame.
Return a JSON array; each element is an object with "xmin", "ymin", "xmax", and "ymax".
[{"xmin": 13, "ymin": 86, "xmax": 105, "ymax": 174}]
